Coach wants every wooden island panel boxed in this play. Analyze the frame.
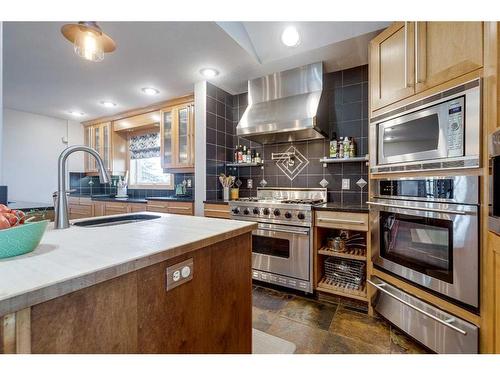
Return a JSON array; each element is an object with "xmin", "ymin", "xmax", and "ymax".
[{"xmin": 4, "ymin": 233, "xmax": 252, "ymax": 354}]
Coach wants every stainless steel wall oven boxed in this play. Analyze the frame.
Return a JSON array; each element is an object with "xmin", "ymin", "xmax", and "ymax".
[{"xmin": 368, "ymin": 175, "xmax": 479, "ymax": 309}]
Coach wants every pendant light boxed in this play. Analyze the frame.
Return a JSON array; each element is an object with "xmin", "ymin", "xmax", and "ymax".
[{"xmin": 61, "ymin": 22, "xmax": 116, "ymax": 62}]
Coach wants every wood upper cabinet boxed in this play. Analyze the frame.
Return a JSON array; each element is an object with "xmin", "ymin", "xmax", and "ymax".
[
  {"xmin": 160, "ymin": 102, "xmax": 195, "ymax": 171},
  {"xmin": 84, "ymin": 122, "xmax": 112, "ymax": 173},
  {"xmin": 370, "ymin": 22, "xmax": 415, "ymax": 111},
  {"xmin": 415, "ymin": 22, "xmax": 483, "ymax": 92},
  {"xmin": 370, "ymin": 22, "xmax": 484, "ymax": 113}
]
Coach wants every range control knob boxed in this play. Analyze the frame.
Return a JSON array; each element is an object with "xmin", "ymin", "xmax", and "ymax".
[
  {"xmin": 297, "ymin": 212, "xmax": 306, "ymax": 220},
  {"xmin": 284, "ymin": 211, "xmax": 292, "ymax": 219},
  {"xmin": 263, "ymin": 208, "xmax": 270, "ymax": 215},
  {"xmin": 253, "ymin": 207, "xmax": 260, "ymax": 215},
  {"xmin": 243, "ymin": 208, "xmax": 250, "ymax": 215},
  {"xmin": 273, "ymin": 209, "xmax": 281, "ymax": 216},
  {"xmin": 232, "ymin": 207, "xmax": 240, "ymax": 214}
]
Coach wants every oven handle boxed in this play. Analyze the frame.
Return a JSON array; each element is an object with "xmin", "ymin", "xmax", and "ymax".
[
  {"xmin": 256, "ymin": 225, "xmax": 309, "ymax": 236},
  {"xmin": 317, "ymin": 218, "xmax": 366, "ymax": 225},
  {"xmin": 366, "ymin": 201, "xmax": 469, "ymax": 215},
  {"xmin": 367, "ymin": 280, "xmax": 467, "ymax": 336}
]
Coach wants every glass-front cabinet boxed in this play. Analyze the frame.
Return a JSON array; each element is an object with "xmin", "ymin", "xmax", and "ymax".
[
  {"xmin": 160, "ymin": 102, "xmax": 194, "ymax": 170},
  {"xmin": 83, "ymin": 122, "xmax": 112, "ymax": 173}
]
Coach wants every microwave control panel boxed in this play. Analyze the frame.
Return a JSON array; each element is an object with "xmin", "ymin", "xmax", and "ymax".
[{"xmin": 447, "ymin": 98, "xmax": 464, "ymax": 157}]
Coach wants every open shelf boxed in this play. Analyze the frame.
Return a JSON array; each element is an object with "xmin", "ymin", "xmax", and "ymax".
[
  {"xmin": 226, "ymin": 162, "xmax": 264, "ymax": 167},
  {"xmin": 319, "ymin": 156, "xmax": 368, "ymax": 164},
  {"xmin": 317, "ymin": 276, "xmax": 367, "ymax": 302},
  {"xmin": 318, "ymin": 246, "xmax": 366, "ymax": 261}
]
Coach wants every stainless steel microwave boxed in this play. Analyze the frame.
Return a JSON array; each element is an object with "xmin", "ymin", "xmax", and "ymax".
[{"xmin": 369, "ymin": 80, "xmax": 481, "ymax": 174}]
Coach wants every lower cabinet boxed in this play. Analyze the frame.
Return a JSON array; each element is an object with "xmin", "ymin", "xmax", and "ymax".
[
  {"xmin": 66, "ymin": 199, "xmax": 193, "ymax": 219},
  {"xmin": 147, "ymin": 201, "xmax": 193, "ymax": 215},
  {"xmin": 203, "ymin": 203, "xmax": 230, "ymax": 219},
  {"xmin": 68, "ymin": 197, "xmax": 93, "ymax": 220},
  {"xmin": 103, "ymin": 202, "xmax": 128, "ymax": 216}
]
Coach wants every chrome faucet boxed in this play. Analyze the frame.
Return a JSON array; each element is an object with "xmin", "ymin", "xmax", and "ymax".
[{"xmin": 54, "ymin": 145, "xmax": 111, "ymax": 229}]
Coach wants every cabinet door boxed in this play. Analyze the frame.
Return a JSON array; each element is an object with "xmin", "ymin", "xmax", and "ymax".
[
  {"xmin": 84, "ymin": 126, "xmax": 95, "ymax": 172},
  {"xmin": 161, "ymin": 109, "xmax": 174, "ymax": 169},
  {"xmin": 370, "ymin": 22, "xmax": 415, "ymax": 111},
  {"xmin": 415, "ymin": 22, "xmax": 483, "ymax": 92},
  {"xmin": 101, "ymin": 122, "xmax": 112, "ymax": 171},
  {"xmin": 175, "ymin": 104, "xmax": 194, "ymax": 168}
]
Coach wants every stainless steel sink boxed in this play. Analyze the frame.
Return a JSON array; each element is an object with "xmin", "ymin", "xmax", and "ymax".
[{"xmin": 73, "ymin": 214, "xmax": 161, "ymax": 227}]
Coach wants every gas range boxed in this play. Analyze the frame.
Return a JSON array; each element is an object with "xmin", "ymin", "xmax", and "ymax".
[
  {"xmin": 229, "ymin": 188, "xmax": 327, "ymax": 293},
  {"xmin": 229, "ymin": 188, "xmax": 327, "ymax": 227}
]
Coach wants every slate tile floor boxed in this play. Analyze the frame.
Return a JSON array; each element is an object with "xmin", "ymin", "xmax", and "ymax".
[{"xmin": 252, "ymin": 285, "xmax": 430, "ymax": 354}]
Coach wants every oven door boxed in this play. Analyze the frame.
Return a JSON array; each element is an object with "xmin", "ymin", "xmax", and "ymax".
[
  {"xmin": 368, "ymin": 198, "xmax": 479, "ymax": 308},
  {"xmin": 252, "ymin": 223, "xmax": 310, "ymax": 281},
  {"xmin": 377, "ymin": 96, "xmax": 464, "ymax": 165}
]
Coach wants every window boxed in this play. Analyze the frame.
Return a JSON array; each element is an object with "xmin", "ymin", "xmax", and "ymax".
[{"xmin": 128, "ymin": 131, "xmax": 173, "ymax": 189}]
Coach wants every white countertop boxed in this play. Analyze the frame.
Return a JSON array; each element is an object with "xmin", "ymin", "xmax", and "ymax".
[{"xmin": 0, "ymin": 213, "xmax": 256, "ymax": 316}]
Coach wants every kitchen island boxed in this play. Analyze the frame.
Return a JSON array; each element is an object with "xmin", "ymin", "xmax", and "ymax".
[{"xmin": 0, "ymin": 213, "xmax": 256, "ymax": 354}]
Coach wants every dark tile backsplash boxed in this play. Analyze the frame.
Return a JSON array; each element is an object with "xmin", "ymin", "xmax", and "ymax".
[
  {"xmin": 206, "ymin": 65, "xmax": 369, "ymax": 205},
  {"xmin": 69, "ymin": 172, "xmax": 194, "ymax": 199}
]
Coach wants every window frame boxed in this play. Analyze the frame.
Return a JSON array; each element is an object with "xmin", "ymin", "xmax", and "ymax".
[{"xmin": 126, "ymin": 128, "xmax": 174, "ymax": 190}]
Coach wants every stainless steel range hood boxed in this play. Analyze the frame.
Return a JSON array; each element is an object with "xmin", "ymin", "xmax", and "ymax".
[{"xmin": 236, "ymin": 62, "xmax": 328, "ymax": 144}]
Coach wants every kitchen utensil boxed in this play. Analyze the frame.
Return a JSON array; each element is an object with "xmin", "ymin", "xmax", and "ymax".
[{"xmin": 0, "ymin": 220, "xmax": 49, "ymax": 259}]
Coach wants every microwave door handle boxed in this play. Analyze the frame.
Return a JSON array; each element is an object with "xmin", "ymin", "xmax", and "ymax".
[
  {"xmin": 368, "ymin": 280, "xmax": 467, "ymax": 336},
  {"xmin": 366, "ymin": 201, "xmax": 468, "ymax": 215}
]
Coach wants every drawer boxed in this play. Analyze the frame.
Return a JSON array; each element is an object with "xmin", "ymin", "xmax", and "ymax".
[
  {"xmin": 168, "ymin": 202, "xmax": 193, "ymax": 215},
  {"xmin": 68, "ymin": 204, "xmax": 93, "ymax": 216},
  {"xmin": 204, "ymin": 203, "xmax": 230, "ymax": 219},
  {"xmin": 146, "ymin": 202, "xmax": 170, "ymax": 213},
  {"xmin": 128, "ymin": 203, "xmax": 147, "ymax": 213},
  {"xmin": 79, "ymin": 197, "xmax": 93, "ymax": 206},
  {"xmin": 68, "ymin": 196, "xmax": 80, "ymax": 205},
  {"xmin": 315, "ymin": 211, "xmax": 368, "ymax": 231},
  {"xmin": 104, "ymin": 202, "xmax": 128, "ymax": 215},
  {"xmin": 370, "ymin": 276, "xmax": 478, "ymax": 354}
]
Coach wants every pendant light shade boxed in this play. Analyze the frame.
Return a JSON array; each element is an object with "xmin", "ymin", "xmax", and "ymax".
[{"xmin": 61, "ymin": 22, "xmax": 116, "ymax": 62}]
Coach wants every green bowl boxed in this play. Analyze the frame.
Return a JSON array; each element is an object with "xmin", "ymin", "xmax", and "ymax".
[{"xmin": 0, "ymin": 220, "xmax": 49, "ymax": 259}]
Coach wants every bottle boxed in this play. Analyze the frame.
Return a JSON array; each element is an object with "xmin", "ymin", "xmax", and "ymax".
[
  {"xmin": 343, "ymin": 137, "xmax": 351, "ymax": 159},
  {"xmin": 234, "ymin": 145, "xmax": 239, "ymax": 163},
  {"xmin": 237, "ymin": 145, "xmax": 243, "ymax": 163},
  {"xmin": 338, "ymin": 137, "xmax": 344, "ymax": 158},
  {"xmin": 247, "ymin": 148, "xmax": 252, "ymax": 163},
  {"xmin": 242, "ymin": 146, "xmax": 247, "ymax": 163},
  {"xmin": 329, "ymin": 139, "xmax": 338, "ymax": 158},
  {"xmin": 349, "ymin": 138, "xmax": 356, "ymax": 158},
  {"xmin": 254, "ymin": 152, "xmax": 261, "ymax": 164}
]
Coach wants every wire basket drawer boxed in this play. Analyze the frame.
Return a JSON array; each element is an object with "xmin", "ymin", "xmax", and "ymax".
[{"xmin": 324, "ymin": 256, "xmax": 366, "ymax": 289}]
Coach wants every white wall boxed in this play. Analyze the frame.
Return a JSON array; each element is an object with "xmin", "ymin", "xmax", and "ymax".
[{"xmin": 2, "ymin": 109, "xmax": 84, "ymax": 203}]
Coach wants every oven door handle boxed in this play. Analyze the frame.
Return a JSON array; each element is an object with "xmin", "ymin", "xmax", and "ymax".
[
  {"xmin": 256, "ymin": 226, "xmax": 309, "ymax": 236},
  {"xmin": 366, "ymin": 201, "xmax": 468, "ymax": 215},
  {"xmin": 367, "ymin": 280, "xmax": 467, "ymax": 335}
]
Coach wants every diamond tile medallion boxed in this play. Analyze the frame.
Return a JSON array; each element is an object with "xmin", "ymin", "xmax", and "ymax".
[{"xmin": 275, "ymin": 146, "xmax": 309, "ymax": 181}]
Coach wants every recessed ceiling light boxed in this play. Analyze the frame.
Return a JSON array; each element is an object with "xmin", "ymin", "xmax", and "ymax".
[
  {"xmin": 200, "ymin": 68, "xmax": 219, "ymax": 78},
  {"xmin": 141, "ymin": 87, "xmax": 160, "ymax": 96},
  {"xmin": 281, "ymin": 26, "xmax": 300, "ymax": 47},
  {"xmin": 100, "ymin": 101, "xmax": 116, "ymax": 108},
  {"xmin": 68, "ymin": 110, "xmax": 85, "ymax": 117}
]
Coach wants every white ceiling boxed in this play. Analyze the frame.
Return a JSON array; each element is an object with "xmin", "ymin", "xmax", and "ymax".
[{"xmin": 2, "ymin": 21, "xmax": 388, "ymax": 121}]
